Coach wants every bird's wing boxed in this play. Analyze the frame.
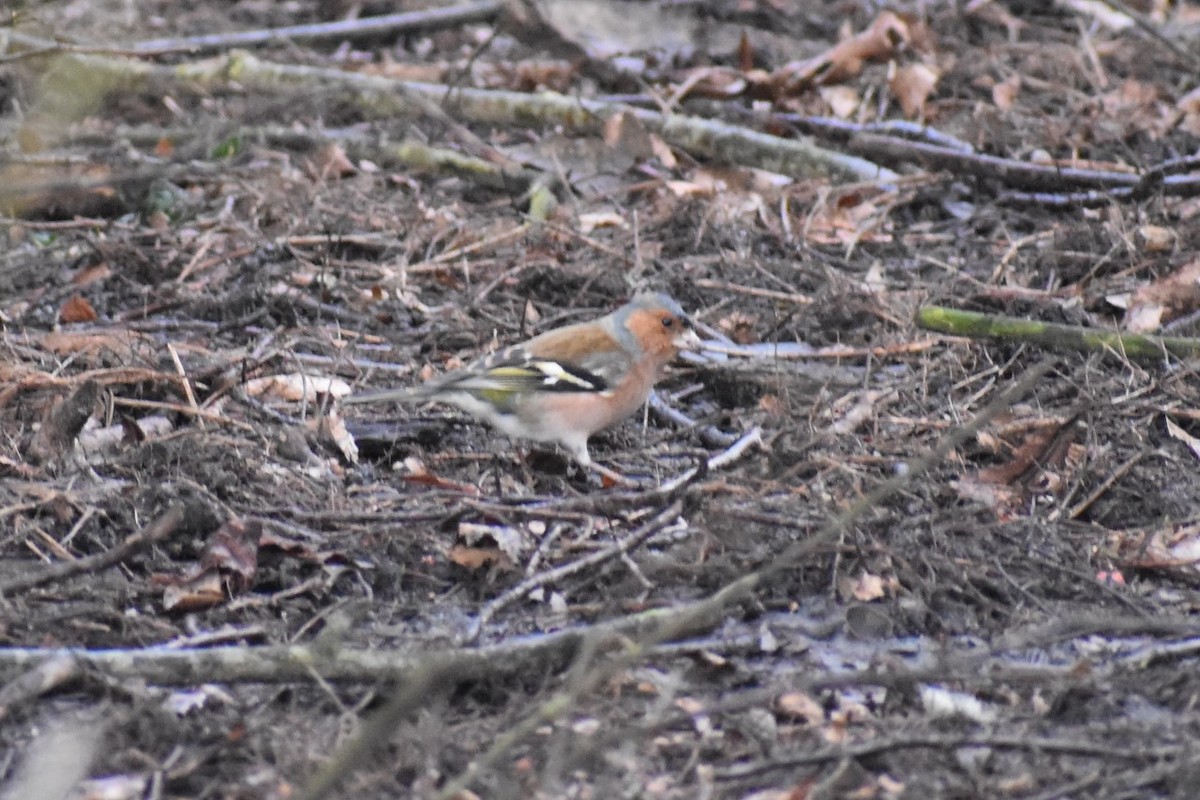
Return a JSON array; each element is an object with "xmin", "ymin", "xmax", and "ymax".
[{"xmin": 441, "ymin": 345, "xmax": 612, "ymax": 395}]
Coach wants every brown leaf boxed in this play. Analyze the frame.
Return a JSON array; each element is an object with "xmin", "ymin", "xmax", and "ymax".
[
  {"xmin": 162, "ymin": 571, "xmax": 225, "ymax": 612},
  {"xmin": 602, "ymin": 111, "xmax": 654, "ymax": 161},
  {"xmin": 737, "ymin": 30, "xmax": 755, "ymax": 73},
  {"xmin": 1125, "ymin": 259, "xmax": 1200, "ymax": 332},
  {"xmin": 843, "ymin": 571, "xmax": 886, "ymax": 602},
  {"xmin": 315, "ymin": 413, "xmax": 359, "ymax": 464},
  {"xmin": 401, "ymin": 456, "xmax": 481, "ymax": 495},
  {"xmin": 890, "ymin": 62, "xmax": 939, "ymax": 118},
  {"xmin": 58, "ymin": 294, "xmax": 97, "ymax": 324},
  {"xmin": 671, "ymin": 66, "xmax": 748, "ymax": 100},
  {"xmin": 1111, "ymin": 522, "xmax": 1200, "ymax": 579},
  {"xmin": 448, "ymin": 543, "xmax": 515, "ymax": 572},
  {"xmin": 160, "ymin": 518, "xmax": 264, "ymax": 611},
  {"xmin": 774, "ymin": 11, "xmax": 922, "ymax": 92},
  {"xmin": 959, "ymin": 416, "xmax": 1080, "ymax": 517},
  {"xmin": 40, "ymin": 329, "xmax": 144, "ymax": 358},
  {"xmin": 1137, "ymin": 224, "xmax": 1176, "ymax": 253},
  {"xmin": 718, "ymin": 312, "xmax": 760, "ymax": 344},
  {"xmin": 977, "ymin": 425, "xmax": 1060, "ymax": 485},
  {"xmin": 777, "ymin": 691, "xmax": 824, "ymax": 725},
  {"xmin": 244, "ymin": 373, "xmax": 352, "ymax": 403},
  {"xmin": 819, "ymin": 85, "xmax": 861, "ymax": 118},
  {"xmin": 992, "ymin": 73, "xmax": 1021, "ymax": 112},
  {"xmin": 70, "ymin": 263, "xmax": 112, "ymax": 287},
  {"xmin": 200, "ymin": 518, "xmax": 263, "ymax": 594},
  {"xmin": 307, "ymin": 143, "xmax": 357, "ymax": 181},
  {"xmin": 259, "ymin": 529, "xmax": 347, "ymax": 566}
]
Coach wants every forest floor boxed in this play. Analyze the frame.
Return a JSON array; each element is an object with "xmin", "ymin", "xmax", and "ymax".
[{"xmin": 4, "ymin": 1, "xmax": 1200, "ymax": 798}]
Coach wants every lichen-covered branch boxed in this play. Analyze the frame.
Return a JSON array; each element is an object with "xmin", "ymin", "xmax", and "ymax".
[
  {"xmin": 7, "ymin": 40, "xmax": 895, "ymax": 184},
  {"xmin": 916, "ymin": 306, "xmax": 1200, "ymax": 361}
]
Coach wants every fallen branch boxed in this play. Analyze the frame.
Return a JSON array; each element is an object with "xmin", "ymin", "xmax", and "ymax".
[
  {"xmin": 714, "ymin": 732, "xmax": 1178, "ymax": 780},
  {"xmin": 844, "ymin": 131, "xmax": 1200, "ymax": 202},
  {"xmin": 8, "ymin": 42, "xmax": 895, "ymax": 185},
  {"xmin": 128, "ymin": 2, "xmax": 503, "ymax": 54},
  {"xmin": 916, "ymin": 305, "xmax": 1200, "ymax": 362},
  {"xmin": 0, "ymin": 590, "xmax": 730, "ymax": 686}
]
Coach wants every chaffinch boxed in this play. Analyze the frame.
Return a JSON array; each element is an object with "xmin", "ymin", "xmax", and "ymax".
[{"xmin": 344, "ymin": 293, "xmax": 702, "ymax": 472}]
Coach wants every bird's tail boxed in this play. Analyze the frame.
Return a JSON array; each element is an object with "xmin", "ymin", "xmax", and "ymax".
[{"xmin": 341, "ymin": 385, "xmax": 431, "ymax": 405}]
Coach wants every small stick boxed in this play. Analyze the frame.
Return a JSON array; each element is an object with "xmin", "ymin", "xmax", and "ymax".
[{"xmin": 463, "ymin": 502, "xmax": 684, "ymax": 643}]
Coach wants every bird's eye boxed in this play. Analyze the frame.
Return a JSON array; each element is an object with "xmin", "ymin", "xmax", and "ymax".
[{"xmin": 661, "ymin": 316, "xmax": 674, "ymax": 329}]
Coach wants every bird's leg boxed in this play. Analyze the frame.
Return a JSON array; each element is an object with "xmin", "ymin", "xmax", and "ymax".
[{"xmin": 563, "ymin": 439, "xmax": 636, "ymax": 487}]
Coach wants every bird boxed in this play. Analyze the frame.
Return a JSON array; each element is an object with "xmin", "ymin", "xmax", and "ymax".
[{"xmin": 343, "ymin": 293, "xmax": 702, "ymax": 477}]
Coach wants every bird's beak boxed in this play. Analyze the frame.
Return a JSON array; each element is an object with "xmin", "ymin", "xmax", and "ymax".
[{"xmin": 674, "ymin": 327, "xmax": 703, "ymax": 352}]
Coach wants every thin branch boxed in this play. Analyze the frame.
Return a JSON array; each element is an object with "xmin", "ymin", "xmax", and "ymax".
[
  {"xmin": 129, "ymin": 2, "xmax": 503, "ymax": 54},
  {"xmin": 714, "ymin": 732, "xmax": 1179, "ymax": 780},
  {"xmin": 464, "ymin": 501, "xmax": 685, "ymax": 643}
]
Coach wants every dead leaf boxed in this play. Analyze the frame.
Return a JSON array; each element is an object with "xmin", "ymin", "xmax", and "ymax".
[
  {"xmin": 259, "ymin": 528, "xmax": 349, "ymax": 567},
  {"xmin": 314, "ymin": 413, "xmax": 359, "ymax": 464},
  {"xmin": 718, "ymin": 312, "xmax": 759, "ymax": 344},
  {"xmin": 1178, "ymin": 84, "xmax": 1200, "ymax": 135},
  {"xmin": 603, "ymin": 111, "xmax": 653, "ymax": 161},
  {"xmin": 830, "ymin": 390, "xmax": 895, "ymax": 435},
  {"xmin": 649, "ymin": 134, "xmax": 677, "ymax": 169},
  {"xmin": 307, "ymin": 143, "xmax": 357, "ymax": 181},
  {"xmin": 801, "ymin": 189, "xmax": 894, "ymax": 246},
  {"xmin": 200, "ymin": 518, "xmax": 262, "ymax": 593},
  {"xmin": 1125, "ymin": 259, "xmax": 1200, "ymax": 332},
  {"xmin": 528, "ymin": 0, "xmax": 703, "ymax": 61},
  {"xmin": 819, "ymin": 85, "xmax": 861, "ymax": 118},
  {"xmin": 458, "ymin": 521, "xmax": 527, "ymax": 564},
  {"xmin": 448, "ymin": 543, "xmax": 515, "ymax": 572},
  {"xmin": 1060, "ymin": 0, "xmax": 1135, "ymax": 30},
  {"xmin": 777, "ymin": 691, "xmax": 824, "ymax": 725},
  {"xmin": 244, "ymin": 373, "xmax": 352, "ymax": 403},
  {"xmin": 1137, "ymin": 224, "xmax": 1175, "ymax": 253},
  {"xmin": 952, "ymin": 477, "xmax": 1021, "ymax": 519},
  {"xmin": 59, "ymin": 294, "xmax": 97, "ymax": 324},
  {"xmin": 368, "ymin": 59, "xmax": 449, "ymax": 83},
  {"xmin": 737, "ymin": 29, "xmax": 755, "ymax": 72},
  {"xmin": 401, "ymin": 456, "xmax": 481, "ymax": 495},
  {"xmin": 40, "ymin": 329, "xmax": 146, "ymax": 359},
  {"xmin": 1167, "ymin": 417, "xmax": 1200, "ymax": 460},
  {"xmin": 1110, "ymin": 522, "xmax": 1200, "ymax": 579},
  {"xmin": 843, "ymin": 570, "xmax": 887, "ymax": 602},
  {"xmin": 670, "ymin": 66, "xmax": 748, "ymax": 99},
  {"xmin": 959, "ymin": 415, "xmax": 1081, "ymax": 517},
  {"xmin": 890, "ymin": 62, "xmax": 939, "ymax": 118},
  {"xmin": 578, "ymin": 210, "xmax": 627, "ymax": 233},
  {"xmin": 162, "ymin": 518, "xmax": 263, "ymax": 611},
  {"xmin": 71, "ymin": 263, "xmax": 112, "ymax": 287},
  {"xmin": 162, "ymin": 571, "xmax": 224, "ymax": 612},
  {"xmin": 992, "ymin": 73, "xmax": 1021, "ymax": 111},
  {"xmin": 774, "ymin": 11, "xmax": 928, "ymax": 92}
]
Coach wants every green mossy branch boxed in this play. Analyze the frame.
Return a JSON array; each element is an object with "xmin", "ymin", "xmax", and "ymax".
[{"xmin": 916, "ymin": 306, "xmax": 1200, "ymax": 362}]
